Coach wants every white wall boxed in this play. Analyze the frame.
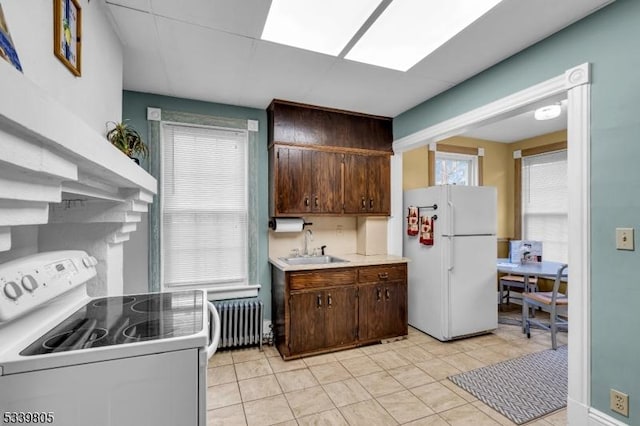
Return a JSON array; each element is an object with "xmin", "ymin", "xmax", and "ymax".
[{"xmin": 2, "ymin": 0, "xmax": 123, "ymax": 133}]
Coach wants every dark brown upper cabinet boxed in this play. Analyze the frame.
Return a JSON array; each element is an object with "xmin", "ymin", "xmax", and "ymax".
[
  {"xmin": 268, "ymin": 100, "xmax": 393, "ymax": 151},
  {"xmin": 343, "ymin": 153, "xmax": 390, "ymax": 215},
  {"xmin": 268, "ymin": 100, "xmax": 393, "ymax": 217}
]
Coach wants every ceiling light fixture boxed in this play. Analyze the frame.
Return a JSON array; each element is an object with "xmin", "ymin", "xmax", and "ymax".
[
  {"xmin": 345, "ymin": 0, "xmax": 504, "ymax": 71},
  {"xmin": 534, "ymin": 104, "xmax": 562, "ymax": 120},
  {"xmin": 261, "ymin": 0, "xmax": 382, "ymax": 56}
]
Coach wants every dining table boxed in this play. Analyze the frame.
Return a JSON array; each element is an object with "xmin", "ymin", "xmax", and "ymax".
[{"xmin": 496, "ymin": 258, "xmax": 569, "ymax": 328}]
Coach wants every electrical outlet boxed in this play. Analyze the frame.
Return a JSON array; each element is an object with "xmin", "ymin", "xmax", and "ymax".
[
  {"xmin": 610, "ymin": 389, "xmax": 629, "ymax": 417},
  {"xmin": 336, "ymin": 225, "xmax": 343, "ymax": 236}
]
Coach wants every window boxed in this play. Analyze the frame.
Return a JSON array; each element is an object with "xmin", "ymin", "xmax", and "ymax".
[
  {"xmin": 434, "ymin": 152, "xmax": 478, "ymax": 185},
  {"xmin": 161, "ymin": 124, "xmax": 248, "ymax": 289},
  {"xmin": 521, "ymin": 150, "xmax": 568, "ymax": 263}
]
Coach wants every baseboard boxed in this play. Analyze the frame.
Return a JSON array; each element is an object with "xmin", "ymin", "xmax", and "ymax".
[{"xmin": 569, "ymin": 398, "xmax": 629, "ymax": 426}]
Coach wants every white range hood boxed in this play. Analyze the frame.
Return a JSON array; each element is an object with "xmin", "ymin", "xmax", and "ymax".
[{"xmin": 0, "ymin": 62, "xmax": 157, "ymax": 295}]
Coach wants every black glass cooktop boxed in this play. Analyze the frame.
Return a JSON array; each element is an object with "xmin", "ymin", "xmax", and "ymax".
[{"xmin": 20, "ymin": 291, "xmax": 204, "ymax": 356}]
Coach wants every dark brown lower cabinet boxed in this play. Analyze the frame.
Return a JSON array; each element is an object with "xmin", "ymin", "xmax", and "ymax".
[{"xmin": 272, "ymin": 263, "xmax": 407, "ymax": 360}]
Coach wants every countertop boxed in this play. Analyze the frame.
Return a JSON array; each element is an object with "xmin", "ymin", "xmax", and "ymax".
[{"xmin": 269, "ymin": 253, "xmax": 409, "ymax": 272}]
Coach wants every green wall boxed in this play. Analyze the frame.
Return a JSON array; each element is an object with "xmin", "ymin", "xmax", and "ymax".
[
  {"xmin": 394, "ymin": 0, "xmax": 640, "ymax": 421},
  {"xmin": 122, "ymin": 91, "xmax": 272, "ymax": 318}
]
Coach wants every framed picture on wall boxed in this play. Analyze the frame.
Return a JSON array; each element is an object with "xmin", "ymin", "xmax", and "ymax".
[
  {"xmin": 0, "ymin": 4, "xmax": 23, "ymax": 72},
  {"xmin": 53, "ymin": 0, "xmax": 81, "ymax": 76}
]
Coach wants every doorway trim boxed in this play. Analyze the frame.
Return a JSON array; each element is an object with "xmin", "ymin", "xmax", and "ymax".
[{"xmin": 390, "ymin": 63, "xmax": 591, "ymax": 424}]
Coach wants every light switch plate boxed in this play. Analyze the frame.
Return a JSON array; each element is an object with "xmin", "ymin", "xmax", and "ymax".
[{"xmin": 616, "ymin": 228, "xmax": 634, "ymax": 251}]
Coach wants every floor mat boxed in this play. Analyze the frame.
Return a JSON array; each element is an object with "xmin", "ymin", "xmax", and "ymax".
[{"xmin": 449, "ymin": 345, "xmax": 567, "ymax": 424}]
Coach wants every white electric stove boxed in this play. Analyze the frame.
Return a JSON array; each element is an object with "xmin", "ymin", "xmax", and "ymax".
[{"xmin": 0, "ymin": 250, "xmax": 220, "ymax": 426}]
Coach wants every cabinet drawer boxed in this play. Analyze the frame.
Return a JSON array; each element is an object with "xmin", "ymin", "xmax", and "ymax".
[
  {"xmin": 358, "ymin": 264, "xmax": 407, "ymax": 283},
  {"xmin": 289, "ymin": 268, "xmax": 357, "ymax": 290}
]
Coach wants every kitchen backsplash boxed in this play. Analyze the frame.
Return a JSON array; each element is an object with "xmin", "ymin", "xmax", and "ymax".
[{"xmin": 269, "ymin": 216, "xmax": 358, "ymax": 258}]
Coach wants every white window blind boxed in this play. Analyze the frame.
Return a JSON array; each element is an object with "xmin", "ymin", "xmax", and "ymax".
[
  {"xmin": 522, "ymin": 150, "xmax": 568, "ymax": 263},
  {"xmin": 161, "ymin": 124, "xmax": 248, "ymax": 288},
  {"xmin": 435, "ymin": 152, "xmax": 478, "ymax": 185}
]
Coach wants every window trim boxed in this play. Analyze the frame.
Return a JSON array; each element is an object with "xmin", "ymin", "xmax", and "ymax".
[
  {"xmin": 513, "ymin": 141, "xmax": 567, "ymax": 240},
  {"xmin": 147, "ymin": 109, "xmax": 260, "ymax": 299},
  {"xmin": 427, "ymin": 143, "xmax": 484, "ymax": 186}
]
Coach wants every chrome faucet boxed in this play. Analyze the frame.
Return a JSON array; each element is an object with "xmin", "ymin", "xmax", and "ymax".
[{"xmin": 304, "ymin": 229, "xmax": 313, "ymax": 256}]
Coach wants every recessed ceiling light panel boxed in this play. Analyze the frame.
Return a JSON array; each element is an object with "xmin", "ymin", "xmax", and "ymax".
[
  {"xmin": 345, "ymin": 0, "xmax": 504, "ymax": 71},
  {"xmin": 261, "ymin": 0, "xmax": 382, "ymax": 56}
]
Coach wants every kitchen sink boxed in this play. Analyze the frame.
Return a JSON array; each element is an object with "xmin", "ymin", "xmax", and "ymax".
[{"xmin": 279, "ymin": 255, "xmax": 349, "ymax": 265}]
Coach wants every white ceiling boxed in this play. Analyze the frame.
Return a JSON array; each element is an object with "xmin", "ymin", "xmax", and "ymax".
[{"xmin": 104, "ymin": 0, "xmax": 610, "ymax": 140}]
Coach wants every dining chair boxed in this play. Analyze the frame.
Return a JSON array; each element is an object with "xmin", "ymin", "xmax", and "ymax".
[
  {"xmin": 498, "ymin": 274, "xmax": 538, "ymax": 311},
  {"xmin": 522, "ymin": 264, "xmax": 569, "ymax": 350}
]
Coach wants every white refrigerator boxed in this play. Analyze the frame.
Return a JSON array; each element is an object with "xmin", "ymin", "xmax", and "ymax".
[{"xmin": 403, "ymin": 185, "xmax": 497, "ymax": 341}]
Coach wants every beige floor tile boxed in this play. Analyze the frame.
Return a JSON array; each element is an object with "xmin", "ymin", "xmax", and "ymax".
[
  {"xmin": 268, "ymin": 356, "xmax": 306, "ymax": 373},
  {"xmin": 452, "ymin": 339, "xmax": 484, "ymax": 351},
  {"xmin": 420, "ymin": 341, "xmax": 462, "ymax": 357},
  {"xmin": 333, "ymin": 347, "xmax": 365, "ymax": 360},
  {"xmin": 464, "ymin": 347, "xmax": 511, "ymax": 365},
  {"xmin": 394, "ymin": 345, "xmax": 434, "ymax": 363},
  {"xmin": 359, "ymin": 343, "xmax": 392, "ymax": 355},
  {"xmin": 440, "ymin": 379, "xmax": 477, "ymax": 402},
  {"xmin": 322, "ymin": 378, "xmax": 372, "ymax": 407},
  {"xmin": 471, "ymin": 401, "xmax": 517, "ymax": 426},
  {"xmin": 401, "ymin": 414, "xmax": 449, "ymax": 425},
  {"xmin": 414, "ymin": 357, "xmax": 462, "ymax": 381},
  {"xmin": 384, "ymin": 338, "xmax": 414, "ymax": 349},
  {"xmin": 355, "ymin": 371, "xmax": 405, "ymax": 397},
  {"xmin": 272, "ymin": 421, "xmax": 297, "ymax": 426},
  {"xmin": 238, "ymin": 374, "xmax": 282, "ymax": 402},
  {"xmin": 208, "ymin": 364, "xmax": 237, "ymax": 386},
  {"xmin": 207, "ymin": 382, "xmax": 242, "ymax": 410},
  {"xmin": 262, "ymin": 345, "xmax": 281, "ymax": 358},
  {"xmin": 231, "ymin": 348, "xmax": 266, "ymax": 363},
  {"xmin": 297, "ymin": 408, "xmax": 349, "ymax": 426},
  {"xmin": 542, "ymin": 408, "xmax": 567, "ymax": 426},
  {"xmin": 387, "ymin": 365, "xmax": 436, "ymax": 389},
  {"xmin": 406, "ymin": 332, "xmax": 440, "ymax": 345},
  {"xmin": 441, "ymin": 352, "xmax": 487, "ymax": 372},
  {"xmin": 439, "ymin": 404, "xmax": 500, "ymax": 425},
  {"xmin": 410, "ymin": 382, "xmax": 467, "ymax": 413},
  {"xmin": 309, "ymin": 361, "xmax": 353, "ymax": 384},
  {"xmin": 339, "ymin": 399, "xmax": 398, "ymax": 426},
  {"xmin": 276, "ymin": 368, "xmax": 320, "ymax": 392},
  {"xmin": 303, "ymin": 352, "xmax": 338, "ymax": 366},
  {"xmin": 285, "ymin": 385, "xmax": 336, "ymax": 418},
  {"xmin": 369, "ymin": 350, "xmax": 411, "ymax": 370},
  {"xmin": 376, "ymin": 389, "xmax": 435, "ymax": 423},
  {"xmin": 208, "ymin": 351, "xmax": 233, "ymax": 367},
  {"xmin": 207, "ymin": 403, "xmax": 246, "ymax": 426},
  {"xmin": 340, "ymin": 355, "xmax": 383, "ymax": 377},
  {"xmin": 469, "ymin": 334, "xmax": 508, "ymax": 347},
  {"xmin": 486, "ymin": 343, "xmax": 528, "ymax": 359},
  {"xmin": 243, "ymin": 394, "xmax": 294, "ymax": 426},
  {"xmin": 235, "ymin": 358, "xmax": 273, "ymax": 380}
]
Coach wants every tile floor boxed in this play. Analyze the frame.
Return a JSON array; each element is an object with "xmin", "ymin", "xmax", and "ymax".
[{"xmin": 206, "ymin": 321, "xmax": 568, "ymax": 426}]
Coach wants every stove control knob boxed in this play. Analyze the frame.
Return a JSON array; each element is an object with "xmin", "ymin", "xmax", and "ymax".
[
  {"xmin": 82, "ymin": 257, "xmax": 91, "ymax": 267},
  {"xmin": 21, "ymin": 275, "xmax": 38, "ymax": 292},
  {"xmin": 3, "ymin": 282, "xmax": 22, "ymax": 300}
]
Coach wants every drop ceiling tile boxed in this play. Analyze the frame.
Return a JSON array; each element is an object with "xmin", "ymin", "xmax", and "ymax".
[
  {"xmin": 121, "ymin": 48, "xmax": 171, "ymax": 96},
  {"xmin": 149, "ymin": 0, "xmax": 270, "ymax": 38},
  {"xmin": 105, "ymin": 0, "xmax": 152, "ymax": 13},
  {"xmin": 106, "ymin": 3, "xmax": 159, "ymax": 51}
]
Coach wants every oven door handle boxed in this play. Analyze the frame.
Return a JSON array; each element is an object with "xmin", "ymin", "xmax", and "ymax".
[{"xmin": 206, "ymin": 301, "xmax": 221, "ymax": 359}]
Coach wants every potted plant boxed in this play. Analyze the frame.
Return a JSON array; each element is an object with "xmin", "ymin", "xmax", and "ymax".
[{"xmin": 106, "ymin": 120, "xmax": 148, "ymax": 164}]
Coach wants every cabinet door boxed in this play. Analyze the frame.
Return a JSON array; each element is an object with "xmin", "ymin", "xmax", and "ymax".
[
  {"xmin": 289, "ymin": 291, "xmax": 326, "ymax": 354},
  {"xmin": 275, "ymin": 146, "xmax": 312, "ymax": 214},
  {"xmin": 311, "ymin": 150, "xmax": 343, "ymax": 213},
  {"xmin": 358, "ymin": 283, "xmax": 387, "ymax": 341},
  {"xmin": 367, "ymin": 155, "xmax": 390, "ymax": 214},
  {"xmin": 381, "ymin": 280, "xmax": 408, "ymax": 338},
  {"xmin": 343, "ymin": 154, "xmax": 368, "ymax": 214},
  {"xmin": 324, "ymin": 286, "xmax": 358, "ymax": 348}
]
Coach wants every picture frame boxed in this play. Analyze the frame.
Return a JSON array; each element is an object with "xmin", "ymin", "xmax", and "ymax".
[
  {"xmin": 53, "ymin": 0, "xmax": 81, "ymax": 76},
  {"xmin": 0, "ymin": 4, "xmax": 23, "ymax": 72}
]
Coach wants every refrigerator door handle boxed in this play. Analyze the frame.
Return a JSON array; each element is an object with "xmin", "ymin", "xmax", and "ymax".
[
  {"xmin": 447, "ymin": 236, "xmax": 454, "ymax": 271},
  {"xmin": 447, "ymin": 199, "xmax": 454, "ymax": 236}
]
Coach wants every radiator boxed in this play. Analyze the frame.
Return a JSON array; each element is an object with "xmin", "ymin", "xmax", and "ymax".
[{"xmin": 211, "ymin": 299, "xmax": 263, "ymax": 350}]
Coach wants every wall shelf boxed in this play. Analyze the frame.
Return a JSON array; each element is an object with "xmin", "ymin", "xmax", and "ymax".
[{"xmin": 0, "ymin": 62, "xmax": 157, "ymax": 252}]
